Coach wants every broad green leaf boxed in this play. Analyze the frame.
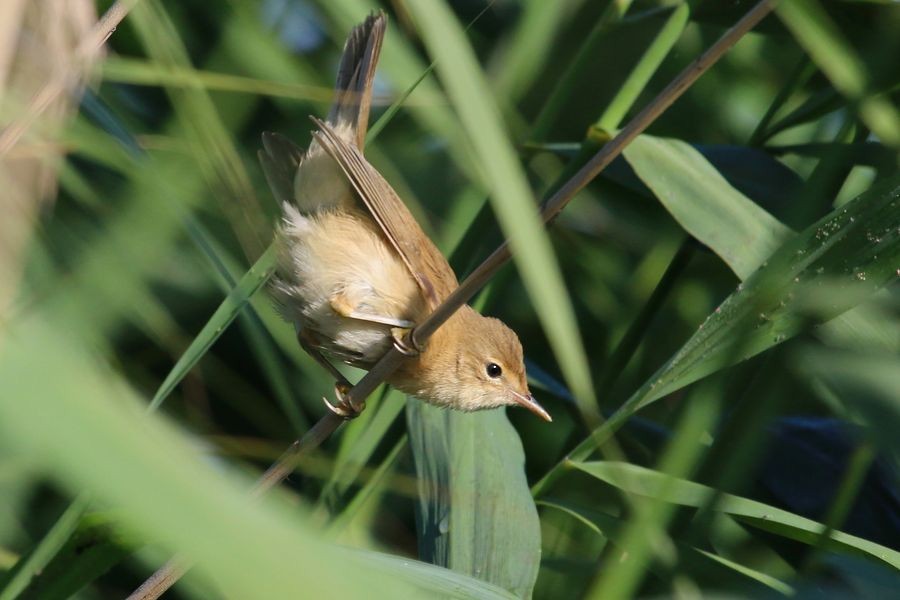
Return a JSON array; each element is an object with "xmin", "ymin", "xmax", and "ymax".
[
  {"xmin": 536, "ymin": 173, "xmax": 900, "ymax": 492},
  {"xmin": 353, "ymin": 548, "xmax": 518, "ymax": 600},
  {"xmin": 406, "ymin": 0, "xmax": 598, "ymax": 424},
  {"xmin": 0, "ymin": 318, "xmax": 397, "ymax": 599},
  {"xmin": 623, "ymin": 135, "xmax": 793, "ymax": 280},
  {"xmin": 407, "ymin": 403, "xmax": 541, "ymax": 598},
  {"xmin": 568, "ymin": 461, "xmax": 900, "ymax": 569},
  {"xmin": 624, "ymin": 173, "xmax": 900, "ymax": 405}
]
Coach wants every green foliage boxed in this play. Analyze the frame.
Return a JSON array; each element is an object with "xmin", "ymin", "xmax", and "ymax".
[{"xmin": 1, "ymin": 0, "xmax": 898, "ymax": 599}]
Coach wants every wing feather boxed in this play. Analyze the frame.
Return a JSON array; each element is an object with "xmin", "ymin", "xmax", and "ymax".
[{"xmin": 311, "ymin": 117, "xmax": 458, "ymax": 308}]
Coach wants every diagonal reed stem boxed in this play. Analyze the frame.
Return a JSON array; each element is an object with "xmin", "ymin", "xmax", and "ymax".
[{"xmin": 130, "ymin": 1, "xmax": 776, "ymax": 597}]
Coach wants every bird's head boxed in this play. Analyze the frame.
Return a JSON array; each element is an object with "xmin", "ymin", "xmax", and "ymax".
[{"xmin": 433, "ymin": 313, "xmax": 552, "ymax": 421}]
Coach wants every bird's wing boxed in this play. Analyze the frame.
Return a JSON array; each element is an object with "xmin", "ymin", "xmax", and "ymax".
[
  {"xmin": 311, "ymin": 117, "xmax": 458, "ymax": 308},
  {"xmin": 259, "ymin": 132, "xmax": 305, "ymax": 205}
]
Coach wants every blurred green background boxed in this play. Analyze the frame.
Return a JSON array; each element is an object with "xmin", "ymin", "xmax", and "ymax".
[{"xmin": 0, "ymin": 0, "xmax": 898, "ymax": 598}]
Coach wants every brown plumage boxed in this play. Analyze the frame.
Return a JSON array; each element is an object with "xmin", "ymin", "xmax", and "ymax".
[{"xmin": 260, "ymin": 13, "xmax": 550, "ymax": 421}]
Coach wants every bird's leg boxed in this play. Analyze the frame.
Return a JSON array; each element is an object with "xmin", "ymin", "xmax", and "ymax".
[
  {"xmin": 297, "ymin": 329, "xmax": 364, "ymax": 419},
  {"xmin": 390, "ymin": 326, "xmax": 422, "ymax": 357},
  {"xmin": 297, "ymin": 329, "xmax": 352, "ymax": 387}
]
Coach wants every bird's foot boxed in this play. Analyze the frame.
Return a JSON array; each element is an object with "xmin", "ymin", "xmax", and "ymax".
[
  {"xmin": 323, "ymin": 382, "xmax": 365, "ymax": 419},
  {"xmin": 391, "ymin": 327, "xmax": 422, "ymax": 357}
]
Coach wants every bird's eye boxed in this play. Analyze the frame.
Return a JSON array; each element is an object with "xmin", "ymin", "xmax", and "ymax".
[{"xmin": 486, "ymin": 362, "xmax": 503, "ymax": 378}]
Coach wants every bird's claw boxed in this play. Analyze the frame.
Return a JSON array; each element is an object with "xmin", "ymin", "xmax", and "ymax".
[
  {"xmin": 323, "ymin": 382, "xmax": 364, "ymax": 419},
  {"xmin": 391, "ymin": 327, "xmax": 422, "ymax": 357}
]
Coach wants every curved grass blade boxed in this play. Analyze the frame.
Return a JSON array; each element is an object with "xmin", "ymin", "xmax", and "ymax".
[
  {"xmin": 493, "ymin": 0, "xmax": 585, "ymax": 102},
  {"xmin": 185, "ymin": 219, "xmax": 307, "ymax": 433},
  {"xmin": 0, "ymin": 494, "xmax": 91, "ymax": 600},
  {"xmin": 596, "ymin": 4, "xmax": 689, "ymax": 132},
  {"xmin": 327, "ymin": 435, "xmax": 409, "ymax": 538},
  {"xmin": 776, "ymin": 0, "xmax": 900, "ymax": 147},
  {"xmin": 568, "ymin": 461, "xmax": 900, "ymax": 569},
  {"xmin": 1, "ymin": 513, "xmax": 135, "ymax": 600},
  {"xmin": 541, "ymin": 501, "xmax": 793, "ymax": 596},
  {"xmin": 318, "ymin": 388, "xmax": 405, "ymax": 515},
  {"xmin": 148, "ymin": 245, "xmax": 276, "ymax": 412}
]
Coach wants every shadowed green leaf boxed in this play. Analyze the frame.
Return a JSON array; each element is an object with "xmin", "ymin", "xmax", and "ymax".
[
  {"xmin": 623, "ymin": 134, "xmax": 793, "ymax": 280},
  {"xmin": 353, "ymin": 548, "xmax": 518, "ymax": 600},
  {"xmin": 407, "ymin": 403, "xmax": 541, "ymax": 597}
]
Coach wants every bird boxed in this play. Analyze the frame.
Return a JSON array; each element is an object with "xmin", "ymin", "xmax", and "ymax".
[{"xmin": 259, "ymin": 12, "xmax": 550, "ymax": 422}]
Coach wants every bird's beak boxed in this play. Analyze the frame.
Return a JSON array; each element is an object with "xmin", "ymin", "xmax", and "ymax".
[{"xmin": 512, "ymin": 391, "xmax": 552, "ymax": 422}]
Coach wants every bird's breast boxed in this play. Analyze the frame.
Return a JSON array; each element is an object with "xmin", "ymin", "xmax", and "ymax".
[{"xmin": 271, "ymin": 206, "xmax": 425, "ymax": 366}]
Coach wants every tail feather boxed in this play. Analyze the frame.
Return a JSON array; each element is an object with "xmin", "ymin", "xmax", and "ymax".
[{"xmin": 327, "ymin": 12, "xmax": 386, "ymax": 148}]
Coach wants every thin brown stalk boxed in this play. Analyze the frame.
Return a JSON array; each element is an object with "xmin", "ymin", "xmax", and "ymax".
[
  {"xmin": 129, "ymin": 1, "xmax": 775, "ymax": 597},
  {"xmin": 0, "ymin": 0, "xmax": 137, "ymax": 157}
]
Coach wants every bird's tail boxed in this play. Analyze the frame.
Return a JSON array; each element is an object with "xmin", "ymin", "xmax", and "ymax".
[{"xmin": 327, "ymin": 12, "xmax": 386, "ymax": 149}]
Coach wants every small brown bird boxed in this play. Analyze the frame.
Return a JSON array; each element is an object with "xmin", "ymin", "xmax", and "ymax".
[{"xmin": 260, "ymin": 13, "xmax": 550, "ymax": 422}]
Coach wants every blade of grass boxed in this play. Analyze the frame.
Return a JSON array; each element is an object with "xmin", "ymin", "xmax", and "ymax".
[
  {"xmin": 586, "ymin": 381, "xmax": 722, "ymax": 600},
  {"xmin": 800, "ymin": 442, "xmax": 877, "ymax": 574},
  {"xmin": 0, "ymin": 494, "xmax": 91, "ymax": 600},
  {"xmin": 748, "ymin": 54, "xmax": 815, "ymax": 146},
  {"xmin": 148, "ymin": 245, "xmax": 276, "ymax": 412},
  {"xmin": 595, "ymin": 3, "xmax": 689, "ymax": 132},
  {"xmin": 569, "ymin": 461, "xmax": 900, "ymax": 569},
  {"xmin": 406, "ymin": 0, "xmax": 600, "ymax": 426},
  {"xmin": 0, "ymin": 318, "xmax": 415, "ymax": 599},
  {"xmin": 594, "ymin": 238, "xmax": 695, "ymax": 402},
  {"xmin": 540, "ymin": 501, "xmax": 793, "ymax": 596},
  {"xmin": 100, "ymin": 57, "xmax": 336, "ymax": 102},
  {"xmin": 530, "ymin": 0, "xmax": 636, "ymax": 140},
  {"xmin": 317, "ymin": 388, "xmax": 405, "ymax": 515},
  {"xmin": 185, "ymin": 220, "xmax": 308, "ymax": 433},
  {"xmin": 493, "ymin": 0, "xmax": 586, "ymax": 102},
  {"xmin": 327, "ymin": 434, "xmax": 409, "ymax": 538}
]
